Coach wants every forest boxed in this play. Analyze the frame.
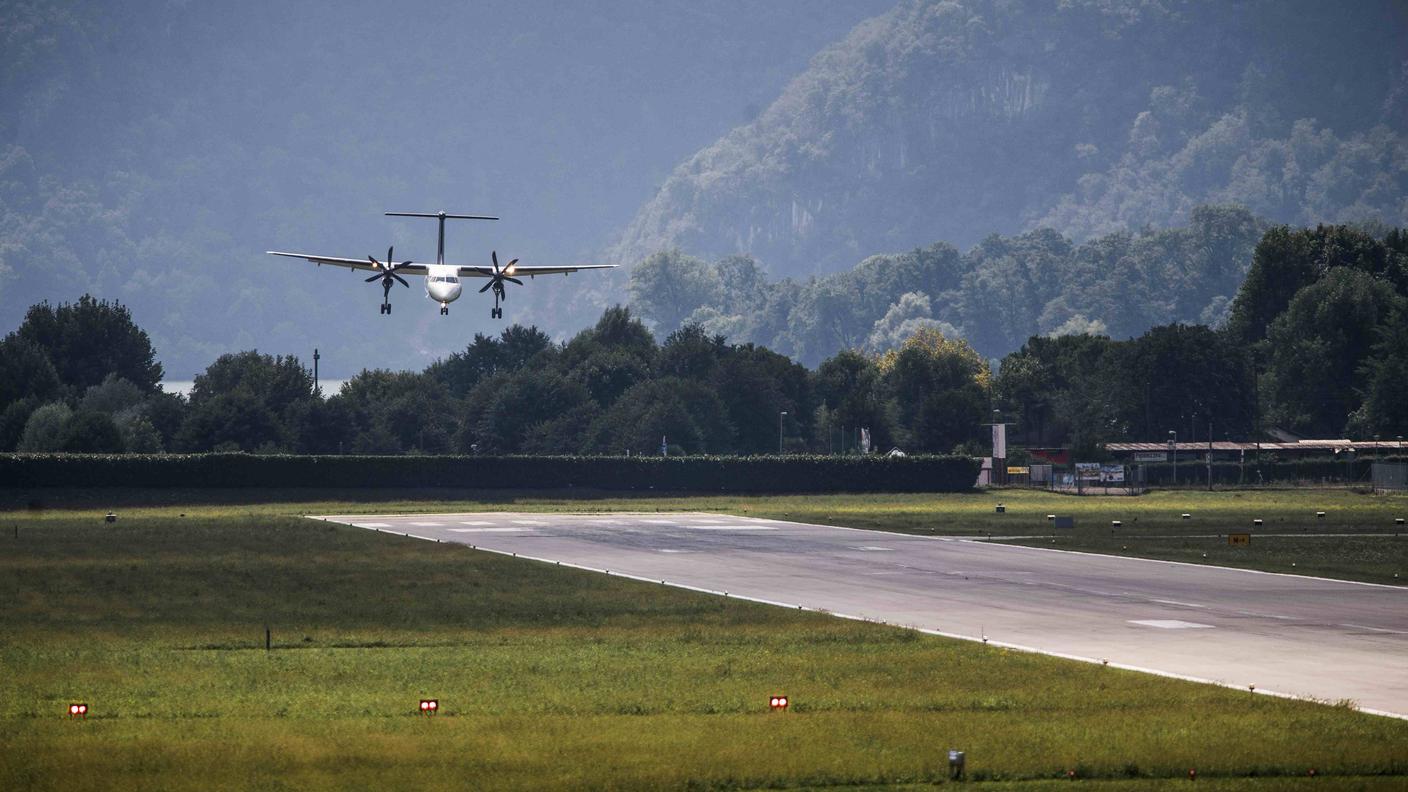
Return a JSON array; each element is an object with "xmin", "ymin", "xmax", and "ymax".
[{"xmin": 2, "ymin": 221, "xmax": 1404, "ymax": 458}]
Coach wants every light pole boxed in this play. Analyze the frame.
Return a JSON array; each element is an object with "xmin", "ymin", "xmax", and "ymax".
[
  {"xmin": 779, "ymin": 411, "xmax": 788, "ymax": 455},
  {"xmin": 1168, "ymin": 430, "xmax": 1177, "ymax": 487}
]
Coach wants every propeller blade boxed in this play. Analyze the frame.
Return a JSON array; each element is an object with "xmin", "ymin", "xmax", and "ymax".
[
  {"xmin": 365, "ymin": 273, "xmax": 382, "ymax": 282},
  {"xmin": 479, "ymin": 281, "xmax": 494, "ymax": 293},
  {"xmin": 368, "ymin": 255, "xmax": 384, "ymax": 270},
  {"xmin": 387, "ymin": 246, "xmax": 394, "ymax": 265},
  {"xmin": 392, "ymin": 273, "xmax": 410, "ymax": 288},
  {"xmin": 491, "ymin": 250, "xmax": 499, "ymax": 271},
  {"xmin": 505, "ymin": 277, "xmax": 523, "ymax": 286}
]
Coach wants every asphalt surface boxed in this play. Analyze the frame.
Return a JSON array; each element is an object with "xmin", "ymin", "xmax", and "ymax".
[{"xmin": 313, "ymin": 511, "xmax": 1408, "ymax": 717}]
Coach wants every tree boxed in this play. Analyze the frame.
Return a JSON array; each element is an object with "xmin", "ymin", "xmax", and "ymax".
[
  {"xmin": 658, "ymin": 324, "xmax": 726, "ymax": 381},
  {"xmin": 1349, "ymin": 312, "xmax": 1408, "ymax": 436},
  {"xmin": 1224, "ymin": 225, "xmax": 1392, "ymax": 345},
  {"xmin": 878, "ymin": 328, "xmax": 990, "ymax": 453},
  {"xmin": 462, "ymin": 369, "xmax": 589, "ymax": 454},
  {"xmin": 1262, "ymin": 268, "xmax": 1405, "ymax": 436},
  {"xmin": 582, "ymin": 378, "xmax": 732, "ymax": 455},
  {"xmin": 79, "ymin": 375, "xmax": 145, "ymax": 415},
  {"xmin": 0, "ymin": 398, "xmax": 42, "ymax": 452},
  {"xmin": 336, "ymin": 370, "xmax": 457, "ymax": 454},
  {"xmin": 714, "ymin": 344, "xmax": 810, "ymax": 454},
  {"xmin": 427, "ymin": 325, "xmax": 555, "ymax": 398},
  {"xmin": 59, "ymin": 410, "xmax": 126, "ymax": 453},
  {"xmin": 815, "ymin": 349, "xmax": 890, "ymax": 450},
  {"xmin": 627, "ymin": 250, "xmax": 720, "ymax": 333},
  {"xmin": 176, "ymin": 391, "xmax": 281, "ymax": 452},
  {"xmin": 17, "ymin": 403, "xmax": 72, "ymax": 452},
  {"xmin": 1103, "ymin": 324, "xmax": 1253, "ymax": 441},
  {"xmin": 0, "ymin": 335, "xmax": 62, "ymax": 409},
  {"xmin": 190, "ymin": 350, "xmax": 313, "ymax": 416},
  {"xmin": 14, "ymin": 295, "xmax": 162, "ymax": 392}
]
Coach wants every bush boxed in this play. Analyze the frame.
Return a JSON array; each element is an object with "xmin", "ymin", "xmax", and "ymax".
[{"xmin": 0, "ymin": 453, "xmax": 979, "ymax": 492}]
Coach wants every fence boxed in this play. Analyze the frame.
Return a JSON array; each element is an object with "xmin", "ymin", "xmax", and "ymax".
[{"xmin": 1373, "ymin": 462, "xmax": 1408, "ymax": 492}]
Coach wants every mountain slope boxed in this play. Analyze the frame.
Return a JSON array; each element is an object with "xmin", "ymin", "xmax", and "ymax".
[{"xmin": 613, "ymin": 0, "xmax": 1408, "ymax": 277}]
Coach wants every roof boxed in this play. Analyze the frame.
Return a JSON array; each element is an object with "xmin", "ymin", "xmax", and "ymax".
[{"xmin": 1105, "ymin": 440, "xmax": 1408, "ymax": 453}]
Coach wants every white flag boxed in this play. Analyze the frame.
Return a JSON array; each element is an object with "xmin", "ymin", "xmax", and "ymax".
[
  {"xmin": 660, "ymin": 435, "xmax": 668, "ymax": 457},
  {"xmin": 860, "ymin": 427, "xmax": 871, "ymax": 454}
]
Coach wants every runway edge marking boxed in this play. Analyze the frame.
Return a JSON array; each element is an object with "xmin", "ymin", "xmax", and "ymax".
[{"xmin": 315, "ymin": 515, "xmax": 1408, "ymax": 722}]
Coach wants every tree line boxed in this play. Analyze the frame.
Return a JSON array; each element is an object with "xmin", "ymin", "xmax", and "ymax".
[{"xmin": 2, "ymin": 222, "xmax": 1404, "ymax": 457}]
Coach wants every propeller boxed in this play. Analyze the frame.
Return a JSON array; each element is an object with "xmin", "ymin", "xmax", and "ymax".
[
  {"xmin": 477, "ymin": 250, "xmax": 522, "ymax": 299},
  {"xmin": 365, "ymin": 246, "xmax": 413, "ymax": 297}
]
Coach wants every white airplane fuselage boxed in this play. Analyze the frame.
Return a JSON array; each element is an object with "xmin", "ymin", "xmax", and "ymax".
[{"xmin": 425, "ymin": 264, "xmax": 463, "ymax": 307}]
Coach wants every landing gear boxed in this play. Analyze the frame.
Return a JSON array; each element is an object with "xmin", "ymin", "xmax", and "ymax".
[
  {"xmin": 380, "ymin": 302, "xmax": 391, "ymax": 315},
  {"xmin": 490, "ymin": 282, "xmax": 505, "ymax": 319},
  {"xmin": 440, "ymin": 304, "xmax": 449, "ymax": 316}
]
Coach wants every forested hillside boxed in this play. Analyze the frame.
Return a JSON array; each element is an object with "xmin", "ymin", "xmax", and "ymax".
[
  {"xmin": 614, "ymin": 0, "xmax": 1407, "ymax": 276},
  {"xmin": 629, "ymin": 205, "xmax": 1261, "ymax": 365}
]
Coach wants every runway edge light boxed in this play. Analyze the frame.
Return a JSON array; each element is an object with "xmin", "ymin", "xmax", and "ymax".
[
  {"xmin": 419, "ymin": 699, "xmax": 439, "ymax": 715},
  {"xmin": 68, "ymin": 702, "xmax": 88, "ymax": 718},
  {"xmin": 768, "ymin": 695, "xmax": 789, "ymax": 711}
]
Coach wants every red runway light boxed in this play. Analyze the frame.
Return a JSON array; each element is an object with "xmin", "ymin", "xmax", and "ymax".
[
  {"xmin": 769, "ymin": 695, "xmax": 789, "ymax": 711},
  {"xmin": 68, "ymin": 703, "xmax": 87, "ymax": 717},
  {"xmin": 419, "ymin": 698, "xmax": 438, "ymax": 714}
]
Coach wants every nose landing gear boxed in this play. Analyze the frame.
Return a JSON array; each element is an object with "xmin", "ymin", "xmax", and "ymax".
[
  {"xmin": 491, "ymin": 307, "xmax": 502, "ymax": 319},
  {"xmin": 440, "ymin": 303, "xmax": 449, "ymax": 316},
  {"xmin": 380, "ymin": 302, "xmax": 391, "ymax": 315}
]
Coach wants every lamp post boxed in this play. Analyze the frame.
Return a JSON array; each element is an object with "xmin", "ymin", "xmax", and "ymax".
[
  {"xmin": 779, "ymin": 411, "xmax": 788, "ymax": 455},
  {"xmin": 1168, "ymin": 430, "xmax": 1177, "ymax": 487}
]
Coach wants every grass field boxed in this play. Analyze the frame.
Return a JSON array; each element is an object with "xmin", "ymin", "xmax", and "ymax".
[
  {"xmin": 7, "ymin": 486, "xmax": 1406, "ymax": 583},
  {"xmin": 3, "ymin": 494, "xmax": 1408, "ymax": 789}
]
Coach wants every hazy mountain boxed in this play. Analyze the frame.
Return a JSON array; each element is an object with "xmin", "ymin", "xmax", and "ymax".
[
  {"xmin": 0, "ymin": 0, "xmax": 891, "ymax": 377},
  {"xmin": 613, "ymin": 0, "xmax": 1408, "ymax": 277}
]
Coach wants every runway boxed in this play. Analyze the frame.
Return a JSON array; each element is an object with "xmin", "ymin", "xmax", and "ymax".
[{"xmin": 312, "ymin": 511, "xmax": 1408, "ymax": 718}]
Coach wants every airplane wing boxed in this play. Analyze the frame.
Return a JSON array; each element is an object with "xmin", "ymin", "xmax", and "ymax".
[
  {"xmin": 454, "ymin": 263, "xmax": 618, "ymax": 278},
  {"xmin": 267, "ymin": 251, "xmax": 429, "ymax": 276}
]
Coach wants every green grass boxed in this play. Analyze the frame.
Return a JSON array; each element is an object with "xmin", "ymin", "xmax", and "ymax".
[
  {"xmin": 2, "ymin": 498, "xmax": 1407, "ymax": 789},
  {"xmin": 6, "ymin": 486, "xmax": 1406, "ymax": 583}
]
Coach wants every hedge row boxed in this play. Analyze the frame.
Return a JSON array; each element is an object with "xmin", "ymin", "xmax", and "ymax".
[{"xmin": 0, "ymin": 453, "xmax": 981, "ymax": 493}]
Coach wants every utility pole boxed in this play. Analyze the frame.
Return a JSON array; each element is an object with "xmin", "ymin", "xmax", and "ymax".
[
  {"xmin": 778, "ymin": 411, "xmax": 788, "ymax": 454},
  {"xmin": 313, "ymin": 348, "xmax": 320, "ymax": 392},
  {"xmin": 1168, "ymin": 430, "xmax": 1177, "ymax": 487},
  {"xmin": 1207, "ymin": 419, "xmax": 1213, "ymax": 491}
]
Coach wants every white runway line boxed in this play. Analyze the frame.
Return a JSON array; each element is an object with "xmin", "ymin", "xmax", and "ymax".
[
  {"xmin": 1340, "ymin": 623, "xmax": 1408, "ymax": 635},
  {"xmin": 353, "ymin": 522, "xmax": 392, "ymax": 528},
  {"xmin": 686, "ymin": 525, "xmax": 778, "ymax": 531},
  {"xmin": 450, "ymin": 527, "xmax": 531, "ymax": 533},
  {"xmin": 410, "ymin": 522, "xmax": 444, "ymax": 527},
  {"xmin": 459, "ymin": 520, "xmax": 495, "ymax": 526},
  {"xmin": 1130, "ymin": 619, "xmax": 1215, "ymax": 629},
  {"xmin": 511, "ymin": 519, "xmax": 548, "ymax": 526},
  {"xmin": 1153, "ymin": 599, "xmax": 1206, "ymax": 608},
  {"xmin": 638, "ymin": 518, "xmax": 678, "ymax": 525}
]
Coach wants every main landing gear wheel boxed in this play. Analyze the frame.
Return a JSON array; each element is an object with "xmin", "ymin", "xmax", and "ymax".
[
  {"xmin": 440, "ymin": 305, "xmax": 449, "ymax": 316},
  {"xmin": 380, "ymin": 303, "xmax": 391, "ymax": 315},
  {"xmin": 491, "ymin": 307, "xmax": 502, "ymax": 319}
]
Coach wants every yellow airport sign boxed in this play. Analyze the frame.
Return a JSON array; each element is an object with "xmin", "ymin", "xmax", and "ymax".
[{"xmin": 1228, "ymin": 533, "xmax": 1251, "ymax": 546}]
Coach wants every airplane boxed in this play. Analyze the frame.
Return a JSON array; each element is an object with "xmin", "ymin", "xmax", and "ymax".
[{"xmin": 268, "ymin": 211, "xmax": 616, "ymax": 317}]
